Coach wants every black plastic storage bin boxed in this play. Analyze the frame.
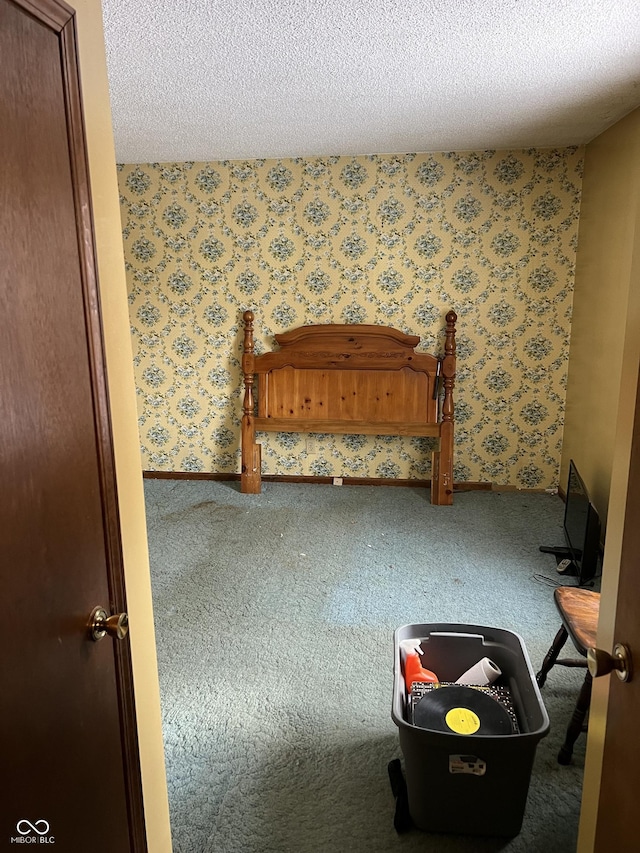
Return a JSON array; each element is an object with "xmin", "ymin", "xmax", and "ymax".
[{"xmin": 391, "ymin": 623, "xmax": 549, "ymax": 838}]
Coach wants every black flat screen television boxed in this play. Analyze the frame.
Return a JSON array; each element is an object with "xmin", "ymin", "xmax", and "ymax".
[{"xmin": 540, "ymin": 460, "xmax": 602, "ymax": 585}]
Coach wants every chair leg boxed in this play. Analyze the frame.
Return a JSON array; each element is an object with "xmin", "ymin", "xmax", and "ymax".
[
  {"xmin": 558, "ymin": 670, "xmax": 593, "ymax": 765},
  {"xmin": 536, "ymin": 625, "xmax": 569, "ymax": 688}
]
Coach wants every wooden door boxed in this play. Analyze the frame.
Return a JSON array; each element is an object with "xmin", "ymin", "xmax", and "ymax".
[
  {"xmin": 0, "ymin": 0, "xmax": 146, "ymax": 849},
  {"xmin": 591, "ymin": 369, "xmax": 640, "ymax": 850}
]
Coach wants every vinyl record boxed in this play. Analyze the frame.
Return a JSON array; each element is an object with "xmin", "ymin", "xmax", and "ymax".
[{"xmin": 413, "ymin": 685, "xmax": 513, "ymax": 735}]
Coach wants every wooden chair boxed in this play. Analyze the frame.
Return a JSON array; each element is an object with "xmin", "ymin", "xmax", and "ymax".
[{"xmin": 536, "ymin": 586, "xmax": 600, "ymax": 764}]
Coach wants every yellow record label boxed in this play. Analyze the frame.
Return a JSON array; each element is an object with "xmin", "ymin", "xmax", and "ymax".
[{"xmin": 445, "ymin": 707, "xmax": 481, "ymax": 735}]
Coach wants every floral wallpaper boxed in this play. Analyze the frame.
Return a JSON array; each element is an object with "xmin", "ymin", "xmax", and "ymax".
[{"xmin": 118, "ymin": 148, "xmax": 583, "ymax": 488}]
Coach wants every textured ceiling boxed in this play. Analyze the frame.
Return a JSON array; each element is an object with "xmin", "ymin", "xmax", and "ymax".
[{"xmin": 101, "ymin": 0, "xmax": 640, "ymax": 163}]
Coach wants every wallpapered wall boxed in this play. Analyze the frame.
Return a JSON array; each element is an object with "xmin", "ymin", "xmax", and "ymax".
[{"xmin": 118, "ymin": 148, "xmax": 583, "ymax": 487}]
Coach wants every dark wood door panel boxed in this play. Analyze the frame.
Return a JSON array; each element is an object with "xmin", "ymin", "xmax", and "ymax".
[{"xmin": 1, "ymin": 1, "xmax": 145, "ymax": 849}]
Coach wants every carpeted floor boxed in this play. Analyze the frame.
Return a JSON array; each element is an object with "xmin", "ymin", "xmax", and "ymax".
[{"xmin": 144, "ymin": 479, "xmax": 589, "ymax": 853}]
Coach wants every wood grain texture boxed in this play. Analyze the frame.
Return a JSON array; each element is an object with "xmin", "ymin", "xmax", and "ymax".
[
  {"xmin": 554, "ymin": 587, "xmax": 600, "ymax": 653},
  {"xmin": 241, "ymin": 310, "xmax": 457, "ymax": 504},
  {"xmin": 1, "ymin": 1, "xmax": 146, "ymax": 848}
]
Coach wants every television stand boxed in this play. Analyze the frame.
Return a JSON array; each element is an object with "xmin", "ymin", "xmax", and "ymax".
[
  {"xmin": 539, "ymin": 547, "xmax": 579, "ymax": 578},
  {"xmin": 539, "ymin": 545, "xmax": 572, "ymax": 558}
]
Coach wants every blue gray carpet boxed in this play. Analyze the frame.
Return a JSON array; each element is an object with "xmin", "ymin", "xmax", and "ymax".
[{"xmin": 144, "ymin": 480, "xmax": 587, "ymax": 852}]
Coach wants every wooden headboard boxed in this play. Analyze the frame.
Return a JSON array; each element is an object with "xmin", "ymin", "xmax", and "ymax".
[{"xmin": 240, "ymin": 310, "xmax": 457, "ymax": 505}]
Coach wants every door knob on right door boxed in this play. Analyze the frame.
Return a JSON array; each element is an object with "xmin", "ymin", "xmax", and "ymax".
[
  {"xmin": 587, "ymin": 643, "xmax": 632, "ymax": 682},
  {"xmin": 89, "ymin": 606, "xmax": 129, "ymax": 642}
]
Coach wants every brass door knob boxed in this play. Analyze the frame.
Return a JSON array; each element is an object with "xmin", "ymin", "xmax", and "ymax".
[
  {"xmin": 89, "ymin": 606, "xmax": 129, "ymax": 642},
  {"xmin": 587, "ymin": 644, "xmax": 632, "ymax": 682}
]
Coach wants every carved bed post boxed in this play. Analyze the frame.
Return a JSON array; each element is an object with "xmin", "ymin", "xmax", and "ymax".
[
  {"xmin": 241, "ymin": 310, "xmax": 262, "ymax": 493},
  {"xmin": 431, "ymin": 310, "xmax": 457, "ymax": 506}
]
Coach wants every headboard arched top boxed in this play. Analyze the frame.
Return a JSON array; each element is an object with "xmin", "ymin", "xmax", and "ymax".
[{"xmin": 253, "ymin": 322, "xmax": 439, "ymax": 373}]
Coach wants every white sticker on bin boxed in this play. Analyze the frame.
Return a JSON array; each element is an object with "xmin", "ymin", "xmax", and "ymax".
[{"xmin": 449, "ymin": 755, "xmax": 487, "ymax": 776}]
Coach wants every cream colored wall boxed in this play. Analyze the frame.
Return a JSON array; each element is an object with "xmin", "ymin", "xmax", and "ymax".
[
  {"xmin": 572, "ymin": 108, "xmax": 640, "ymax": 851},
  {"xmin": 73, "ymin": 2, "xmax": 172, "ymax": 850},
  {"xmin": 561, "ymin": 109, "xmax": 640, "ymax": 524}
]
